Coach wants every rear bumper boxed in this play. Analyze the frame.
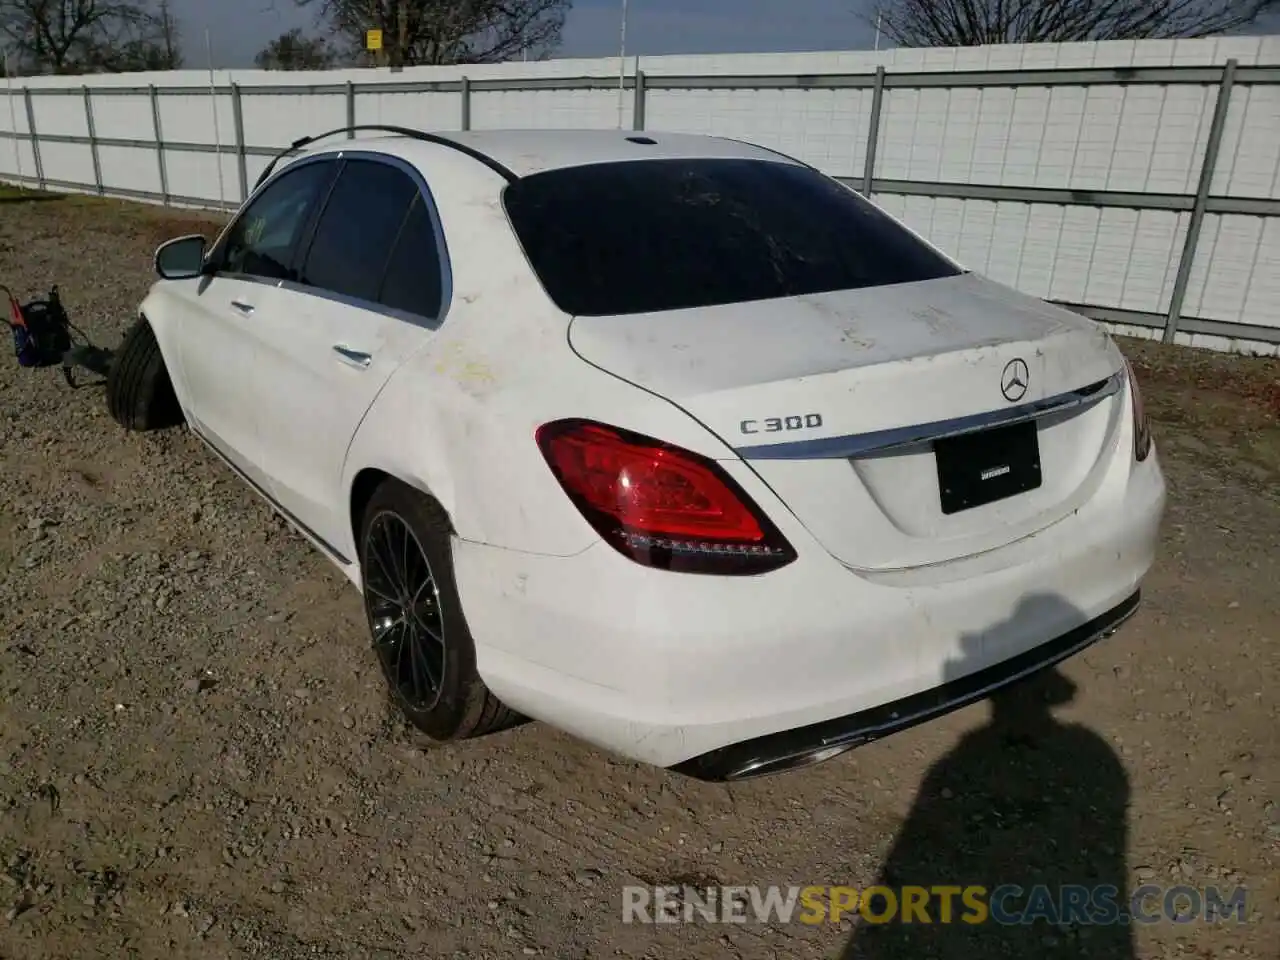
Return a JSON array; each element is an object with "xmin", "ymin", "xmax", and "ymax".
[
  {"xmin": 671, "ymin": 589, "xmax": 1140, "ymax": 781},
  {"xmin": 453, "ymin": 448, "xmax": 1165, "ymax": 773}
]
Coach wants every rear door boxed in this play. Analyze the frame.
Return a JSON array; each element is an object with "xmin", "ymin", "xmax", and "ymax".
[
  {"xmin": 173, "ymin": 157, "xmax": 338, "ymax": 484},
  {"xmin": 251, "ymin": 154, "xmax": 450, "ymax": 556}
]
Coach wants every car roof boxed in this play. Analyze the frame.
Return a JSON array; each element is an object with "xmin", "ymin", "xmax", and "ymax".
[{"xmin": 298, "ymin": 128, "xmax": 803, "ymax": 181}]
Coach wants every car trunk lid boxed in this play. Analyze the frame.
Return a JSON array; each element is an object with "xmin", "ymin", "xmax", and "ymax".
[{"xmin": 568, "ymin": 273, "xmax": 1127, "ymax": 571}]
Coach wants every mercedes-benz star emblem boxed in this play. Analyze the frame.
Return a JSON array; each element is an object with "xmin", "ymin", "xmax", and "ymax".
[{"xmin": 1001, "ymin": 358, "xmax": 1029, "ymax": 403}]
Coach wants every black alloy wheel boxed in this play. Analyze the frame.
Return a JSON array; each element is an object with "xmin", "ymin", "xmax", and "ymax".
[
  {"xmin": 356, "ymin": 478, "xmax": 522, "ymax": 741},
  {"xmin": 362, "ymin": 509, "xmax": 447, "ymax": 712}
]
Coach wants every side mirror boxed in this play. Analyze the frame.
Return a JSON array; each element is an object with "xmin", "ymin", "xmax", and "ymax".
[{"xmin": 155, "ymin": 234, "xmax": 208, "ymax": 280}]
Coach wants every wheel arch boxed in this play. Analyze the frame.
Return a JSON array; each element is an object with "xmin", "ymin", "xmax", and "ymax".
[
  {"xmin": 348, "ymin": 467, "xmax": 458, "ymax": 568},
  {"xmin": 104, "ymin": 317, "xmax": 184, "ymax": 433},
  {"xmin": 140, "ymin": 309, "xmax": 190, "ymax": 419},
  {"xmin": 349, "ymin": 467, "xmax": 389, "ymax": 551},
  {"xmin": 135, "ymin": 287, "xmax": 195, "ymax": 416}
]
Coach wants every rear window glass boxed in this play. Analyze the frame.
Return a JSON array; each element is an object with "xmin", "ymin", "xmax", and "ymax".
[{"xmin": 502, "ymin": 158, "xmax": 962, "ymax": 317}]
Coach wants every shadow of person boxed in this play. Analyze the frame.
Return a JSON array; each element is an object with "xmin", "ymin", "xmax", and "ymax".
[{"xmin": 842, "ymin": 593, "xmax": 1135, "ymax": 960}]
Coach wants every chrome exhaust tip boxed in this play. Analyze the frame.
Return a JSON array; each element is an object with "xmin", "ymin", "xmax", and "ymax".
[{"xmin": 723, "ymin": 742, "xmax": 856, "ymax": 781}]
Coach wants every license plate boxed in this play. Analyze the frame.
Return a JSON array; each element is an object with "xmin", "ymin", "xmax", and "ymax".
[{"xmin": 934, "ymin": 419, "xmax": 1042, "ymax": 515}]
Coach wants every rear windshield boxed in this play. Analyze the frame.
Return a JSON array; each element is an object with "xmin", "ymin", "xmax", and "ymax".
[{"xmin": 502, "ymin": 157, "xmax": 962, "ymax": 317}]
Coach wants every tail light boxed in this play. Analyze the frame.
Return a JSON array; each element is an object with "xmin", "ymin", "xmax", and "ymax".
[
  {"xmin": 1123, "ymin": 358, "xmax": 1152, "ymax": 462},
  {"xmin": 535, "ymin": 419, "xmax": 797, "ymax": 575}
]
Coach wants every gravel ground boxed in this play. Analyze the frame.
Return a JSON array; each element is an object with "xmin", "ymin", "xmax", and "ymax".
[{"xmin": 0, "ymin": 191, "xmax": 1277, "ymax": 960}]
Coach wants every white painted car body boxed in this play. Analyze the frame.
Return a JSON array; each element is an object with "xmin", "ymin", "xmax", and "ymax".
[{"xmin": 138, "ymin": 129, "xmax": 1166, "ymax": 780}]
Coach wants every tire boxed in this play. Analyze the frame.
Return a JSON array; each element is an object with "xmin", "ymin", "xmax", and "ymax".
[
  {"xmin": 105, "ymin": 316, "xmax": 183, "ymax": 432},
  {"xmin": 358, "ymin": 478, "xmax": 519, "ymax": 741}
]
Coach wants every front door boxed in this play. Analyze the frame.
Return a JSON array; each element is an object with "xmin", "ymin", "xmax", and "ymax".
[{"xmin": 174, "ymin": 157, "xmax": 339, "ymax": 483}]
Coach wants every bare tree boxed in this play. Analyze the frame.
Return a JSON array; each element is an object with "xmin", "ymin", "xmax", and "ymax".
[
  {"xmin": 294, "ymin": 0, "xmax": 571, "ymax": 67},
  {"xmin": 255, "ymin": 27, "xmax": 338, "ymax": 69},
  {"xmin": 0, "ymin": 0, "xmax": 178, "ymax": 73},
  {"xmin": 97, "ymin": 0, "xmax": 183, "ymax": 70},
  {"xmin": 870, "ymin": 0, "xmax": 1274, "ymax": 47}
]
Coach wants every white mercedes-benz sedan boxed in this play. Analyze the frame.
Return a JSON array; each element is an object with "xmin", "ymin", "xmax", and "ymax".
[{"xmin": 107, "ymin": 127, "xmax": 1166, "ymax": 781}]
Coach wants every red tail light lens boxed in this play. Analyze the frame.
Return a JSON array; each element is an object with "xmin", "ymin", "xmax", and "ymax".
[
  {"xmin": 1122, "ymin": 358, "xmax": 1152, "ymax": 462},
  {"xmin": 536, "ymin": 419, "xmax": 797, "ymax": 575}
]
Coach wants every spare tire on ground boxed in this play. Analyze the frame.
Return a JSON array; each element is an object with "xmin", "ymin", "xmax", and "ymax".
[{"xmin": 105, "ymin": 316, "xmax": 184, "ymax": 432}]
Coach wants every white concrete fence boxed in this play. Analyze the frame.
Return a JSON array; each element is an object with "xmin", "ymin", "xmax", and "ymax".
[{"xmin": 3, "ymin": 37, "xmax": 1280, "ymax": 355}]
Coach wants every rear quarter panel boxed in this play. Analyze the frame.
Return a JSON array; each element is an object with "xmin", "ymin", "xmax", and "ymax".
[{"xmin": 338, "ymin": 152, "xmax": 748, "ymax": 559}]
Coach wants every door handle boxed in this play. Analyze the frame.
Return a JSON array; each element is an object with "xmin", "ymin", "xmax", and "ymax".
[
  {"xmin": 230, "ymin": 300, "xmax": 255, "ymax": 315},
  {"xmin": 332, "ymin": 345, "xmax": 372, "ymax": 368}
]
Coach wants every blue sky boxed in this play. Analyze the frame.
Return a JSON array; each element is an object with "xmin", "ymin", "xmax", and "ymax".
[
  {"xmin": 173, "ymin": 0, "xmax": 881, "ymax": 68},
  {"xmin": 173, "ymin": 0, "xmax": 1280, "ymax": 69}
]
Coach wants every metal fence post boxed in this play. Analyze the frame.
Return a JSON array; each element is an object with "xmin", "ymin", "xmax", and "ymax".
[
  {"xmin": 149, "ymin": 85, "xmax": 170, "ymax": 204},
  {"xmin": 346, "ymin": 81, "xmax": 356, "ymax": 136},
  {"xmin": 82, "ymin": 86, "xmax": 103, "ymax": 195},
  {"xmin": 22, "ymin": 88, "xmax": 44, "ymax": 190},
  {"xmin": 460, "ymin": 76, "xmax": 471, "ymax": 131},
  {"xmin": 862, "ymin": 66, "xmax": 886, "ymax": 197},
  {"xmin": 230, "ymin": 82, "xmax": 248, "ymax": 202},
  {"xmin": 633, "ymin": 69, "xmax": 646, "ymax": 130},
  {"xmin": 1163, "ymin": 58, "xmax": 1237, "ymax": 345}
]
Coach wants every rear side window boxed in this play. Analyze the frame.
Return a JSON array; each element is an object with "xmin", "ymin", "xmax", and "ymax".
[
  {"xmin": 502, "ymin": 158, "xmax": 962, "ymax": 317},
  {"xmin": 378, "ymin": 195, "xmax": 444, "ymax": 319},
  {"xmin": 299, "ymin": 159, "xmax": 418, "ymax": 302}
]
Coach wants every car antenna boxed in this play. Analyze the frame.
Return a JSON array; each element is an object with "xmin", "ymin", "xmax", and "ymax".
[{"xmin": 252, "ymin": 124, "xmax": 517, "ymax": 193}]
